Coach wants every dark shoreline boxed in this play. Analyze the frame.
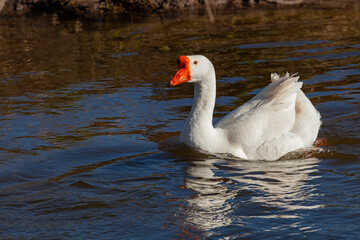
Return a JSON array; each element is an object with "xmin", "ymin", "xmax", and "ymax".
[{"xmin": 1, "ymin": 0, "xmax": 358, "ymax": 20}]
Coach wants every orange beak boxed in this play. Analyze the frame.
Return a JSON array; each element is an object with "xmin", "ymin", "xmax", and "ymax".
[{"xmin": 169, "ymin": 56, "xmax": 191, "ymax": 86}]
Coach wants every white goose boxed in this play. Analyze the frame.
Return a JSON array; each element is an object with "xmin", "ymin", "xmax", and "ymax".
[{"xmin": 169, "ymin": 55, "xmax": 321, "ymax": 160}]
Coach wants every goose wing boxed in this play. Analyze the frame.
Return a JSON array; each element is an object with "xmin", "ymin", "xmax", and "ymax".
[{"xmin": 215, "ymin": 73, "xmax": 303, "ymax": 152}]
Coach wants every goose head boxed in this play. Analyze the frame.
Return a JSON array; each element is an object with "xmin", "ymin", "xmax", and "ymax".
[{"xmin": 169, "ymin": 55, "xmax": 215, "ymax": 86}]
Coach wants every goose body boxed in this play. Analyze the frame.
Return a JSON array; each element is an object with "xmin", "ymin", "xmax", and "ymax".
[{"xmin": 169, "ymin": 55, "xmax": 321, "ymax": 160}]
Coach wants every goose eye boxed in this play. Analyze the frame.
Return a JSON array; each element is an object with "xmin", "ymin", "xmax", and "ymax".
[{"xmin": 193, "ymin": 61, "xmax": 198, "ymax": 65}]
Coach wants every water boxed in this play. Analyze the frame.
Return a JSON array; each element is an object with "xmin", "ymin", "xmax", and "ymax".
[{"xmin": 0, "ymin": 8, "xmax": 359, "ymax": 239}]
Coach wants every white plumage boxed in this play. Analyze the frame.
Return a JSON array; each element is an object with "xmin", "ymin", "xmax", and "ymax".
[{"xmin": 169, "ymin": 55, "xmax": 321, "ymax": 160}]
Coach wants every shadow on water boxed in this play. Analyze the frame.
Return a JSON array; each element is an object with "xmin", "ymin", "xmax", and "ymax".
[{"xmin": 183, "ymin": 157, "xmax": 322, "ymax": 238}]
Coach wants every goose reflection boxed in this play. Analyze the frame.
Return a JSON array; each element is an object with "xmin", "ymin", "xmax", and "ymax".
[{"xmin": 183, "ymin": 155, "xmax": 322, "ymax": 233}]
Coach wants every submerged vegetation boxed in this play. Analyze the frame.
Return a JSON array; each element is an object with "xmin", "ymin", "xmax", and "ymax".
[{"xmin": 0, "ymin": 0, "xmax": 358, "ymax": 19}]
